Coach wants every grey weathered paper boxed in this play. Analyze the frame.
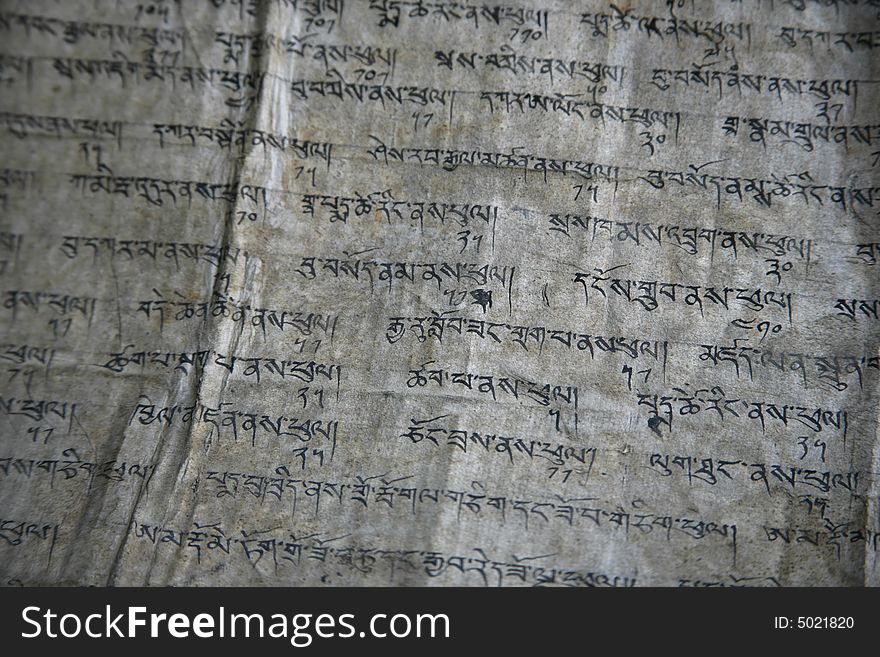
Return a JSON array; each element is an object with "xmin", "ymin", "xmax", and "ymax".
[{"xmin": 0, "ymin": 0, "xmax": 878, "ymax": 587}]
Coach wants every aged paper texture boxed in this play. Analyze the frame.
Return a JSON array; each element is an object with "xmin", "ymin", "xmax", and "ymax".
[{"xmin": 0, "ymin": 0, "xmax": 878, "ymax": 586}]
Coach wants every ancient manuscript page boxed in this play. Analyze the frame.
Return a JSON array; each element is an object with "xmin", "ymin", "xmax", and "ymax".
[{"xmin": 0, "ymin": 0, "xmax": 878, "ymax": 587}]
